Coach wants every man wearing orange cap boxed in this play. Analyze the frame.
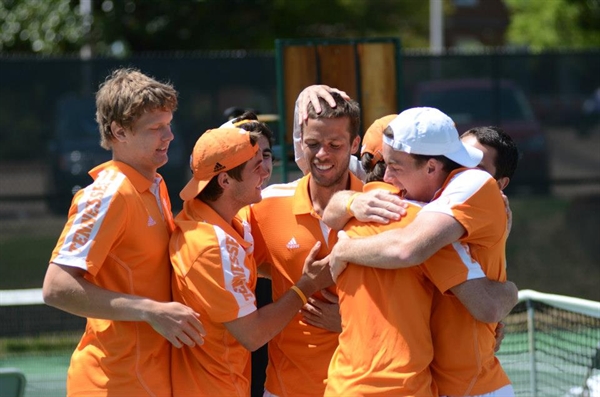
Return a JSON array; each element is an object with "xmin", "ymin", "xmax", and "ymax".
[{"xmin": 169, "ymin": 127, "xmax": 332, "ymax": 397}]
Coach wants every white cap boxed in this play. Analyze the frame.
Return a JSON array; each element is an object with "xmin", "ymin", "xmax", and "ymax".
[{"xmin": 383, "ymin": 107, "xmax": 483, "ymax": 167}]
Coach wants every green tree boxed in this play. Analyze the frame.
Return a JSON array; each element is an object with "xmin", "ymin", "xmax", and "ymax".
[
  {"xmin": 0, "ymin": 0, "xmax": 87, "ymax": 53},
  {"xmin": 505, "ymin": 0, "xmax": 600, "ymax": 50},
  {"xmin": 0, "ymin": 0, "xmax": 429, "ymax": 55}
]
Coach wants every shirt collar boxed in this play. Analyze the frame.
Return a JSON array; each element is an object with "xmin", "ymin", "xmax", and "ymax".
[
  {"xmin": 182, "ymin": 199, "xmax": 251, "ymax": 250},
  {"xmin": 292, "ymin": 172, "xmax": 364, "ymax": 216},
  {"xmin": 89, "ymin": 160, "xmax": 159, "ymax": 193},
  {"xmin": 431, "ymin": 167, "xmax": 469, "ymax": 201}
]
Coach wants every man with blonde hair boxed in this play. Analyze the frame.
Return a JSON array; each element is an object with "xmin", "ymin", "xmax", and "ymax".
[{"xmin": 43, "ymin": 68, "xmax": 205, "ymax": 397}]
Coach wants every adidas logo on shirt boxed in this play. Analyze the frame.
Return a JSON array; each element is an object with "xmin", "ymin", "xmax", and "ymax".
[
  {"xmin": 286, "ymin": 237, "xmax": 300, "ymax": 250},
  {"xmin": 147, "ymin": 216, "xmax": 156, "ymax": 227}
]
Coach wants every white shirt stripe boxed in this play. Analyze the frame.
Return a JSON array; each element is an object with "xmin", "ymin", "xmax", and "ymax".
[
  {"xmin": 54, "ymin": 169, "xmax": 125, "ymax": 271},
  {"xmin": 213, "ymin": 226, "xmax": 256, "ymax": 318}
]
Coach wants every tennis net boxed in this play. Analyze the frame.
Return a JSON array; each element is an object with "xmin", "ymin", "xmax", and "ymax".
[
  {"xmin": 497, "ymin": 289, "xmax": 600, "ymax": 397},
  {"xmin": 1, "ymin": 288, "xmax": 599, "ymax": 397}
]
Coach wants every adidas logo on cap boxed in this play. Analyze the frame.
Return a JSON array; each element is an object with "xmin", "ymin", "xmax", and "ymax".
[{"xmin": 213, "ymin": 162, "xmax": 226, "ymax": 172}]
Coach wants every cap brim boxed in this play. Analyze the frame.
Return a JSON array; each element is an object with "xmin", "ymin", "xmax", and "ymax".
[
  {"xmin": 445, "ymin": 143, "xmax": 483, "ymax": 168},
  {"xmin": 179, "ymin": 178, "xmax": 211, "ymax": 201}
]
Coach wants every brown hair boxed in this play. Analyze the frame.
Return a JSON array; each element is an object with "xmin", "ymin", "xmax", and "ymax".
[
  {"xmin": 303, "ymin": 91, "xmax": 361, "ymax": 142},
  {"xmin": 95, "ymin": 68, "xmax": 178, "ymax": 150}
]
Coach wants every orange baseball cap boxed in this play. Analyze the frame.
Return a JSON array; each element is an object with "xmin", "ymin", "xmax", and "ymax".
[
  {"xmin": 361, "ymin": 114, "xmax": 397, "ymax": 166},
  {"xmin": 179, "ymin": 128, "xmax": 258, "ymax": 201}
]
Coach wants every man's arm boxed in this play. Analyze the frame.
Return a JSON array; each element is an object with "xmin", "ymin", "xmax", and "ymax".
[
  {"xmin": 450, "ymin": 278, "xmax": 519, "ymax": 323},
  {"xmin": 322, "ymin": 189, "xmax": 407, "ymax": 230},
  {"xmin": 330, "ymin": 211, "xmax": 465, "ymax": 277},
  {"xmin": 43, "ymin": 263, "xmax": 206, "ymax": 348},
  {"xmin": 223, "ymin": 242, "xmax": 334, "ymax": 352}
]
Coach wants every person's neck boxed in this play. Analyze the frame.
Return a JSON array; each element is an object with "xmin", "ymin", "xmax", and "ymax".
[
  {"xmin": 111, "ymin": 154, "xmax": 156, "ymax": 181},
  {"xmin": 203, "ymin": 197, "xmax": 241, "ymax": 225},
  {"xmin": 427, "ymin": 171, "xmax": 451, "ymax": 202},
  {"xmin": 308, "ymin": 172, "xmax": 351, "ymax": 218}
]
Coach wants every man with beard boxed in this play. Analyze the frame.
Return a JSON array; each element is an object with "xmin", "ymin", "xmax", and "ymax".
[{"xmin": 247, "ymin": 91, "xmax": 362, "ymax": 397}]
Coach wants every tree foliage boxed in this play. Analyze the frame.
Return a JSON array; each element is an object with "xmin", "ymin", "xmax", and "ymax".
[
  {"xmin": 0, "ymin": 0, "xmax": 87, "ymax": 53},
  {"xmin": 0, "ymin": 0, "xmax": 429, "ymax": 55},
  {"xmin": 505, "ymin": 0, "xmax": 600, "ymax": 49}
]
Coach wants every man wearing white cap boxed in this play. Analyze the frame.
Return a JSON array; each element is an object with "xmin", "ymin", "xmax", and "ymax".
[
  {"xmin": 169, "ymin": 127, "xmax": 332, "ymax": 397},
  {"xmin": 328, "ymin": 107, "xmax": 517, "ymax": 397}
]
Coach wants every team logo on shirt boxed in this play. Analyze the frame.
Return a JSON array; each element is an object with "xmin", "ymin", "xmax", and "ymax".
[
  {"xmin": 68, "ymin": 172, "xmax": 118, "ymax": 253},
  {"xmin": 286, "ymin": 237, "xmax": 300, "ymax": 250},
  {"xmin": 225, "ymin": 236, "xmax": 253, "ymax": 301}
]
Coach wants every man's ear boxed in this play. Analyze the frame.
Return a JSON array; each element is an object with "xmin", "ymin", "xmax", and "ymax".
[
  {"xmin": 351, "ymin": 135, "xmax": 361, "ymax": 155},
  {"xmin": 110, "ymin": 121, "xmax": 127, "ymax": 142},
  {"xmin": 497, "ymin": 177, "xmax": 510, "ymax": 191},
  {"xmin": 427, "ymin": 158, "xmax": 439, "ymax": 174},
  {"xmin": 217, "ymin": 172, "xmax": 229, "ymax": 189}
]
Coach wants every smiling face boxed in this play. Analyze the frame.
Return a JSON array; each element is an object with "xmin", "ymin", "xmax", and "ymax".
[
  {"xmin": 231, "ymin": 148, "xmax": 270, "ymax": 207},
  {"xmin": 382, "ymin": 143, "xmax": 447, "ymax": 203},
  {"xmin": 111, "ymin": 109, "xmax": 174, "ymax": 180},
  {"xmin": 258, "ymin": 134, "xmax": 273, "ymax": 187},
  {"xmin": 301, "ymin": 117, "xmax": 360, "ymax": 189}
]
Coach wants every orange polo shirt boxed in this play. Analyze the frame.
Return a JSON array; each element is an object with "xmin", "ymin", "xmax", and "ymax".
[
  {"xmin": 249, "ymin": 173, "xmax": 363, "ymax": 397},
  {"xmin": 170, "ymin": 199, "xmax": 258, "ymax": 397},
  {"xmin": 425, "ymin": 168, "xmax": 511, "ymax": 396},
  {"xmin": 325, "ymin": 182, "xmax": 487, "ymax": 397},
  {"xmin": 50, "ymin": 160, "xmax": 174, "ymax": 397}
]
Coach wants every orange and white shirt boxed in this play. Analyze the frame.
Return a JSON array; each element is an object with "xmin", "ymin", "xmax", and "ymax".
[
  {"xmin": 170, "ymin": 198, "xmax": 257, "ymax": 397},
  {"xmin": 49, "ymin": 160, "xmax": 174, "ymax": 397},
  {"xmin": 424, "ymin": 168, "xmax": 511, "ymax": 396},
  {"xmin": 249, "ymin": 173, "xmax": 363, "ymax": 397},
  {"xmin": 325, "ymin": 181, "xmax": 486, "ymax": 397}
]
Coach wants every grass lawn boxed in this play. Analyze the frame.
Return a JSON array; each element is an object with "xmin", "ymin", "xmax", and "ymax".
[{"xmin": 0, "ymin": 331, "xmax": 80, "ymax": 356}]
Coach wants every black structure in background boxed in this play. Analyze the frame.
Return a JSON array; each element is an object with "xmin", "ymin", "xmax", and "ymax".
[
  {"xmin": 1, "ymin": 49, "xmax": 598, "ymax": 212},
  {"xmin": 251, "ymin": 278, "xmax": 273, "ymax": 397}
]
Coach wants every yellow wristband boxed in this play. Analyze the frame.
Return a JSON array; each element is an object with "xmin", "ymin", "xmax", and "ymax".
[
  {"xmin": 290, "ymin": 285, "xmax": 308, "ymax": 305},
  {"xmin": 345, "ymin": 192, "xmax": 361, "ymax": 217}
]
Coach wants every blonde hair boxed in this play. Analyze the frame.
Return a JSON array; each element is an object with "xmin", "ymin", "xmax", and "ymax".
[{"xmin": 95, "ymin": 68, "xmax": 178, "ymax": 149}]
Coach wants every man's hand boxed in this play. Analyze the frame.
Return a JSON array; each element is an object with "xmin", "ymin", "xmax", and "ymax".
[
  {"xmin": 297, "ymin": 85, "xmax": 350, "ymax": 123},
  {"xmin": 145, "ymin": 301, "xmax": 206, "ymax": 348},
  {"xmin": 350, "ymin": 189, "xmax": 407, "ymax": 224},
  {"xmin": 301, "ymin": 289, "xmax": 342, "ymax": 333},
  {"xmin": 494, "ymin": 321, "xmax": 506, "ymax": 352},
  {"xmin": 502, "ymin": 193, "xmax": 513, "ymax": 235},
  {"xmin": 301, "ymin": 241, "xmax": 334, "ymax": 293}
]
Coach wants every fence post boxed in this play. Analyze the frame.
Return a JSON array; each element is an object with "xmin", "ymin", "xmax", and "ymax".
[{"xmin": 526, "ymin": 298, "xmax": 537, "ymax": 397}]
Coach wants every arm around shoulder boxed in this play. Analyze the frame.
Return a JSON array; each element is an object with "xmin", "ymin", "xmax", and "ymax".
[
  {"xmin": 330, "ymin": 211, "xmax": 465, "ymax": 271},
  {"xmin": 322, "ymin": 190, "xmax": 357, "ymax": 230},
  {"xmin": 322, "ymin": 189, "xmax": 407, "ymax": 231},
  {"xmin": 450, "ymin": 278, "xmax": 518, "ymax": 323}
]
